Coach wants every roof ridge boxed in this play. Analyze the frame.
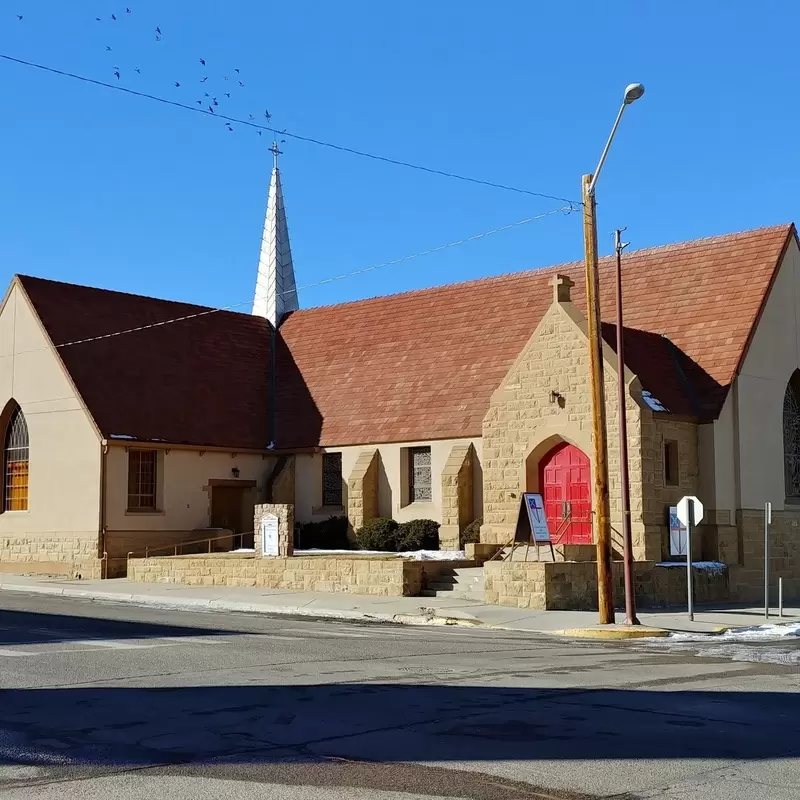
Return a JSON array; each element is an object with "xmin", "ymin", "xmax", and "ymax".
[{"xmin": 292, "ymin": 222, "xmax": 794, "ymax": 315}]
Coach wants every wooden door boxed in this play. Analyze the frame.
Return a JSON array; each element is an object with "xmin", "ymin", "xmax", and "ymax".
[{"xmin": 539, "ymin": 443, "xmax": 592, "ymax": 544}]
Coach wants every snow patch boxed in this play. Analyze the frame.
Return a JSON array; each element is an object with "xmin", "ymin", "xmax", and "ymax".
[
  {"xmin": 641, "ymin": 391, "xmax": 669, "ymax": 412},
  {"xmin": 656, "ymin": 561, "xmax": 727, "ymax": 575},
  {"xmin": 109, "ymin": 434, "xmax": 137, "ymax": 440},
  {"xmin": 294, "ymin": 549, "xmax": 468, "ymax": 561}
]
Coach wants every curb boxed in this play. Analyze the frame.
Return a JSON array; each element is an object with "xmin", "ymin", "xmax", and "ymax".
[
  {"xmin": 0, "ymin": 582, "xmax": 484, "ymax": 631},
  {"xmin": 555, "ymin": 626, "xmax": 670, "ymax": 640}
]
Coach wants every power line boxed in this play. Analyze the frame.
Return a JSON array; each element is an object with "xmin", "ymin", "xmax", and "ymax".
[
  {"xmin": 15, "ymin": 205, "xmax": 575, "ymax": 355},
  {"xmin": 0, "ymin": 53, "xmax": 578, "ymax": 205}
]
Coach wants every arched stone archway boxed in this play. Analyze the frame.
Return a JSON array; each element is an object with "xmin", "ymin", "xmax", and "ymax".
[{"xmin": 524, "ymin": 435, "xmax": 592, "ymax": 544}]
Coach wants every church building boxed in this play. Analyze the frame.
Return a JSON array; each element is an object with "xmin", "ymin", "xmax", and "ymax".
[{"xmin": 1, "ymin": 148, "xmax": 799, "ymax": 606}]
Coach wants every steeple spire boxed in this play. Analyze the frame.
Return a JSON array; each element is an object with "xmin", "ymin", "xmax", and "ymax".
[{"xmin": 252, "ymin": 141, "xmax": 299, "ymax": 327}]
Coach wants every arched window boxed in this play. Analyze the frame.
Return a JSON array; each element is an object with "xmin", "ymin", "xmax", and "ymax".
[
  {"xmin": 783, "ymin": 374, "xmax": 800, "ymax": 499},
  {"xmin": 3, "ymin": 407, "xmax": 29, "ymax": 511}
]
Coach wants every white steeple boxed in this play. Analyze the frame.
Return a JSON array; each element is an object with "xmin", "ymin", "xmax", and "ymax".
[{"xmin": 252, "ymin": 141, "xmax": 299, "ymax": 327}]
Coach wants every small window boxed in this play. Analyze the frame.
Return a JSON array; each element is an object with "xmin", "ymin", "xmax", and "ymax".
[
  {"xmin": 322, "ymin": 452, "xmax": 343, "ymax": 506},
  {"xmin": 664, "ymin": 440, "xmax": 679, "ymax": 487},
  {"xmin": 128, "ymin": 449, "xmax": 157, "ymax": 510},
  {"xmin": 408, "ymin": 446, "xmax": 432, "ymax": 503},
  {"xmin": 4, "ymin": 407, "xmax": 29, "ymax": 512}
]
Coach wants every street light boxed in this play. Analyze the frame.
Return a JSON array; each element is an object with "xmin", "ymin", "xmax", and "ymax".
[{"xmin": 581, "ymin": 83, "xmax": 645, "ymax": 625}]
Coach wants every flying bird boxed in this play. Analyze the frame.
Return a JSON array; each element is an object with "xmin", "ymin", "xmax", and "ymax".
[
  {"xmin": 238, "ymin": 81, "xmax": 244, "ymax": 87},
  {"xmin": 114, "ymin": 70, "xmax": 121, "ymax": 79},
  {"xmin": 249, "ymin": 114, "xmax": 255, "ymax": 120},
  {"xmin": 223, "ymin": 75, "xmax": 229, "ymax": 81},
  {"xmin": 134, "ymin": 66, "xmax": 141, "ymax": 73},
  {"xmin": 106, "ymin": 45, "xmax": 112, "ymax": 51},
  {"xmin": 264, "ymin": 109, "xmax": 272, "ymax": 121},
  {"xmin": 200, "ymin": 76, "xmax": 208, "ymax": 83},
  {"xmin": 155, "ymin": 26, "xmax": 162, "ymax": 34},
  {"xmin": 126, "ymin": 7, "xmax": 131, "ymax": 13},
  {"xmin": 155, "ymin": 34, "xmax": 162, "ymax": 41},
  {"xmin": 225, "ymin": 92, "xmax": 230, "ymax": 98},
  {"xmin": 208, "ymin": 105, "xmax": 215, "ymax": 114},
  {"xmin": 212, "ymin": 97, "xmax": 218, "ymax": 106},
  {"xmin": 16, "ymin": 14, "xmax": 22, "ymax": 20},
  {"xmin": 196, "ymin": 100, "xmax": 203, "ymax": 105},
  {"xmin": 234, "ymin": 68, "xmax": 240, "ymax": 73},
  {"xmin": 174, "ymin": 81, "xmax": 181, "ymax": 87},
  {"xmin": 111, "ymin": 13, "xmax": 116, "ymax": 20},
  {"xmin": 96, "ymin": 17, "xmax": 101, "ymax": 21},
  {"xmin": 257, "ymin": 131, "xmax": 262, "ymax": 136},
  {"xmin": 199, "ymin": 58, "xmax": 206, "ymax": 66},
  {"xmin": 225, "ymin": 123, "xmax": 234, "ymax": 132}
]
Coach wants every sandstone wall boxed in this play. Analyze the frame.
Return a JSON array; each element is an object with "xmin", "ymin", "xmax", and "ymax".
[{"xmin": 129, "ymin": 554, "xmax": 425, "ymax": 596}]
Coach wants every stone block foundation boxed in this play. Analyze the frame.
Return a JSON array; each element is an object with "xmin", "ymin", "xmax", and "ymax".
[
  {"xmin": 0, "ymin": 533, "xmax": 101, "ymax": 579},
  {"xmin": 129, "ymin": 553, "xmax": 430, "ymax": 596},
  {"xmin": 484, "ymin": 560, "xmax": 730, "ymax": 610}
]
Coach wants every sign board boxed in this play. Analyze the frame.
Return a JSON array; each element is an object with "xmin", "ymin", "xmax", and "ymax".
[
  {"xmin": 260, "ymin": 514, "xmax": 279, "ymax": 556},
  {"xmin": 676, "ymin": 496, "xmax": 704, "ymax": 528},
  {"xmin": 668, "ymin": 506, "xmax": 688, "ymax": 556},
  {"xmin": 514, "ymin": 493, "xmax": 551, "ymax": 544}
]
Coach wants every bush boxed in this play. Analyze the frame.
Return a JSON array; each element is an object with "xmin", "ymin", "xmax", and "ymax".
[
  {"xmin": 460, "ymin": 518, "xmax": 482, "ymax": 547},
  {"xmin": 355, "ymin": 517, "xmax": 399, "ymax": 551},
  {"xmin": 396, "ymin": 518, "xmax": 440, "ymax": 551},
  {"xmin": 294, "ymin": 516, "xmax": 351, "ymax": 550}
]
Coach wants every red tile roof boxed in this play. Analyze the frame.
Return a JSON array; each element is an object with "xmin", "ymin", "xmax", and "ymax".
[{"xmin": 18, "ymin": 223, "xmax": 794, "ymax": 449}]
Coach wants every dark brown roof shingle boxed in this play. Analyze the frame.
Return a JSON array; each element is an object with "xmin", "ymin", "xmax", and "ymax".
[{"xmin": 17, "ymin": 223, "xmax": 794, "ymax": 448}]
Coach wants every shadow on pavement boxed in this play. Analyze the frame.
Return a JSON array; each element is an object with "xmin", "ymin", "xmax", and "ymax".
[
  {"xmin": 0, "ymin": 608, "xmax": 230, "ymax": 645},
  {"xmin": 1, "ymin": 682, "xmax": 798, "ymax": 769}
]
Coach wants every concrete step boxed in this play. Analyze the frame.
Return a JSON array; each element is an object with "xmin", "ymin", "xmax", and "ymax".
[{"xmin": 419, "ymin": 587, "xmax": 485, "ymax": 599}]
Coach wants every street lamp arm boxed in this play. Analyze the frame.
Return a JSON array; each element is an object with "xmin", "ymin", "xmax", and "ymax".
[{"xmin": 587, "ymin": 101, "xmax": 627, "ymax": 197}]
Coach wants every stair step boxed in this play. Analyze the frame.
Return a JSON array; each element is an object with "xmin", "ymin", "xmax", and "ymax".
[{"xmin": 419, "ymin": 588, "xmax": 484, "ymax": 599}]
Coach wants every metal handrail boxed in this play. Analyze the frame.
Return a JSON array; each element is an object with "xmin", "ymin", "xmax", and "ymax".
[{"xmin": 126, "ymin": 530, "xmax": 255, "ymax": 560}]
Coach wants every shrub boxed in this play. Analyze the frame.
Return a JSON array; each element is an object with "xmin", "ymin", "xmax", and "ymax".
[
  {"xmin": 355, "ymin": 517, "xmax": 399, "ymax": 551},
  {"xmin": 396, "ymin": 518, "xmax": 440, "ymax": 551},
  {"xmin": 295, "ymin": 516, "xmax": 351, "ymax": 550},
  {"xmin": 460, "ymin": 518, "xmax": 482, "ymax": 547}
]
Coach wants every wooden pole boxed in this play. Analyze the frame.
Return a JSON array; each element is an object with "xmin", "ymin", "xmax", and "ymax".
[
  {"xmin": 615, "ymin": 229, "xmax": 639, "ymax": 625},
  {"xmin": 582, "ymin": 175, "xmax": 615, "ymax": 624}
]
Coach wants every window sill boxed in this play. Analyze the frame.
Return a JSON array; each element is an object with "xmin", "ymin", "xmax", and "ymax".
[
  {"xmin": 400, "ymin": 500, "xmax": 435, "ymax": 511},
  {"xmin": 1, "ymin": 510, "xmax": 29, "ymax": 515},
  {"xmin": 125, "ymin": 509, "xmax": 165, "ymax": 516}
]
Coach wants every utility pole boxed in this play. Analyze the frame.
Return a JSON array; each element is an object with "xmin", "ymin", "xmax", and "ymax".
[
  {"xmin": 582, "ymin": 176, "xmax": 615, "ymax": 624},
  {"xmin": 582, "ymin": 83, "xmax": 645, "ymax": 625},
  {"xmin": 615, "ymin": 228, "xmax": 639, "ymax": 626}
]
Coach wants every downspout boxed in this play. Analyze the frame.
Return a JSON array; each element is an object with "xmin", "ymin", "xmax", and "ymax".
[
  {"xmin": 268, "ymin": 324, "xmax": 276, "ymax": 449},
  {"xmin": 99, "ymin": 439, "xmax": 108, "ymax": 578}
]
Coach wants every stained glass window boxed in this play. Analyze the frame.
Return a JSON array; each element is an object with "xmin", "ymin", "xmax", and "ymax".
[
  {"xmin": 784, "ymin": 380, "xmax": 800, "ymax": 499},
  {"xmin": 409, "ymin": 447, "xmax": 432, "ymax": 503},
  {"xmin": 322, "ymin": 452, "xmax": 343, "ymax": 506},
  {"xmin": 3, "ymin": 407, "xmax": 28, "ymax": 512},
  {"xmin": 128, "ymin": 450, "xmax": 157, "ymax": 510}
]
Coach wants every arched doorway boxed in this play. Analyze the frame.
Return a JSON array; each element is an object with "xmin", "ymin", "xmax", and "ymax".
[{"xmin": 538, "ymin": 442, "xmax": 592, "ymax": 544}]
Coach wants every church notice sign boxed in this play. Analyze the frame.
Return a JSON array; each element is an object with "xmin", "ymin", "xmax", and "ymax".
[
  {"xmin": 669, "ymin": 506, "xmax": 688, "ymax": 556},
  {"xmin": 261, "ymin": 514, "xmax": 279, "ymax": 556},
  {"xmin": 515, "ymin": 493, "xmax": 552, "ymax": 544}
]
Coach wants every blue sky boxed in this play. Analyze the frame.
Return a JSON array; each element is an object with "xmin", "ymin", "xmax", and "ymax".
[{"xmin": 1, "ymin": 1, "xmax": 797, "ymax": 311}]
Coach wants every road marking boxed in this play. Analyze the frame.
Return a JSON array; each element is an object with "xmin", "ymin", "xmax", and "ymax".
[{"xmin": 67, "ymin": 639, "xmax": 157, "ymax": 649}]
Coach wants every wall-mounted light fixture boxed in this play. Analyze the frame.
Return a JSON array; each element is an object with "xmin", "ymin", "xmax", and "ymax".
[
  {"xmin": 231, "ymin": 467, "xmax": 240, "ymax": 479},
  {"xmin": 550, "ymin": 390, "xmax": 564, "ymax": 405}
]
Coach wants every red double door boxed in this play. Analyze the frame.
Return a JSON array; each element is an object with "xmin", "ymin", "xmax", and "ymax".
[{"xmin": 538, "ymin": 443, "xmax": 592, "ymax": 544}]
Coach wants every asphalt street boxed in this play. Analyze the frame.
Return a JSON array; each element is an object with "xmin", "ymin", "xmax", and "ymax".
[{"xmin": 0, "ymin": 593, "xmax": 798, "ymax": 799}]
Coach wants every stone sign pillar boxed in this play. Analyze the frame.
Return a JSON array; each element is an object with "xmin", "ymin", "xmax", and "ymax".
[{"xmin": 254, "ymin": 503, "xmax": 294, "ymax": 558}]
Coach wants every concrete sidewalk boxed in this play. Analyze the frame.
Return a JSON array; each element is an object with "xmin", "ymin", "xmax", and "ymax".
[{"xmin": 0, "ymin": 574, "xmax": 795, "ymax": 636}]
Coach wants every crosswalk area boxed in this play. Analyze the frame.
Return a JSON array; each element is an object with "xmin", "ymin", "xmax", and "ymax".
[{"xmin": 0, "ymin": 620, "xmax": 492, "ymax": 658}]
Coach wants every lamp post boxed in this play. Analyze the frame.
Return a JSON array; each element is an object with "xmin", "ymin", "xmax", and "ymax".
[{"xmin": 582, "ymin": 83, "xmax": 644, "ymax": 625}]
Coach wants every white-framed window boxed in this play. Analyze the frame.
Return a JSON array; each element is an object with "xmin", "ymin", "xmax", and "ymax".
[{"xmin": 127, "ymin": 449, "xmax": 158, "ymax": 510}]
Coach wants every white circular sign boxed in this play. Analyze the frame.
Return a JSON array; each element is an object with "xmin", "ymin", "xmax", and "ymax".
[{"xmin": 676, "ymin": 495, "xmax": 704, "ymax": 528}]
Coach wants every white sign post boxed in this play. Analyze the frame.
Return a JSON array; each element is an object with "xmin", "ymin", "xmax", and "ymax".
[
  {"xmin": 261, "ymin": 514, "xmax": 279, "ymax": 557},
  {"xmin": 676, "ymin": 496, "xmax": 704, "ymax": 621},
  {"xmin": 765, "ymin": 501, "xmax": 772, "ymax": 620}
]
